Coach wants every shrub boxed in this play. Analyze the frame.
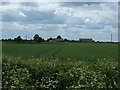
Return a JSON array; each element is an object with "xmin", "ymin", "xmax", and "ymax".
[{"xmin": 2, "ymin": 55, "xmax": 120, "ymax": 89}]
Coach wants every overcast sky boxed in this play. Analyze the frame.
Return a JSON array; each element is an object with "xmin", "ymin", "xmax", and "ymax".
[{"xmin": 1, "ymin": 2, "xmax": 118, "ymax": 41}]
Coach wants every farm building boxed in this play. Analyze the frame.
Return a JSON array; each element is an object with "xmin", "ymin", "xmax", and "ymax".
[
  {"xmin": 48, "ymin": 38, "xmax": 64, "ymax": 42},
  {"xmin": 79, "ymin": 38, "xmax": 95, "ymax": 42},
  {"xmin": 48, "ymin": 35, "xmax": 64, "ymax": 42}
]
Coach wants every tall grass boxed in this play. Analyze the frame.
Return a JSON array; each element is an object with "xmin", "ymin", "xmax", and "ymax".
[{"xmin": 2, "ymin": 55, "xmax": 120, "ymax": 89}]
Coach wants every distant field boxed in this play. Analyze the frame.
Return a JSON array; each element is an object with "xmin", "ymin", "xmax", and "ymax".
[{"xmin": 2, "ymin": 42, "xmax": 118, "ymax": 60}]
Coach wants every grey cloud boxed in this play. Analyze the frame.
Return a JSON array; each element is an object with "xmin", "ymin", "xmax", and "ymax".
[
  {"xmin": 1, "ymin": 2, "xmax": 118, "ymax": 41},
  {"xmin": 2, "ymin": 2, "xmax": 38, "ymax": 7},
  {"xmin": 2, "ymin": 8, "xmax": 67, "ymax": 24},
  {"xmin": 60, "ymin": 2, "xmax": 103, "ymax": 7},
  {"xmin": 20, "ymin": 2, "xmax": 39, "ymax": 7},
  {"xmin": 2, "ymin": 2, "xmax": 10, "ymax": 5}
]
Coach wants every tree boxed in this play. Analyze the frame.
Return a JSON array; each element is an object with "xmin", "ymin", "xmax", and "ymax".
[
  {"xmin": 47, "ymin": 37, "xmax": 53, "ymax": 42},
  {"xmin": 38, "ymin": 37, "xmax": 44, "ymax": 42},
  {"xmin": 33, "ymin": 34, "xmax": 44, "ymax": 42},
  {"xmin": 64, "ymin": 38, "xmax": 68, "ymax": 42},
  {"xmin": 33, "ymin": 34, "xmax": 39, "ymax": 41},
  {"xmin": 57, "ymin": 35, "xmax": 62, "ymax": 39},
  {"xmin": 8, "ymin": 38, "xmax": 12, "ymax": 41},
  {"xmin": 14, "ymin": 36, "xmax": 22, "ymax": 42}
]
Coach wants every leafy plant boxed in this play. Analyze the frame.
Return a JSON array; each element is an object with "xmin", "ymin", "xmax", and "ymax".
[{"xmin": 2, "ymin": 55, "xmax": 120, "ymax": 89}]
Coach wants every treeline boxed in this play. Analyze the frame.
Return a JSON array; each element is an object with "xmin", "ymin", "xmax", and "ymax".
[
  {"xmin": 2, "ymin": 34, "xmax": 70, "ymax": 43},
  {"xmin": 2, "ymin": 34, "xmax": 44, "ymax": 42},
  {"xmin": 2, "ymin": 34, "xmax": 118, "ymax": 43}
]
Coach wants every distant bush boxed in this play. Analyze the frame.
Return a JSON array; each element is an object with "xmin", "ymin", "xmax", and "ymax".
[{"xmin": 2, "ymin": 55, "xmax": 120, "ymax": 89}]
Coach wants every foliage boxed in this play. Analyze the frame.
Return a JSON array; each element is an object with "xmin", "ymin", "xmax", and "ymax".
[
  {"xmin": 57, "ymin": 35, "xmax": 62, "ymax": 39},
  {"xmin": 33, "ymin": 34, "xmax": 44, "ymax": 42},
  {"xmin": 64, "ymin": 38, "xmax": 68, "ymax": 42},
  {"xmin": 14, "ymin": 36, "xmax": 22, "ymax": 42},
  {"xmin": 33, "ymin": 34, "xmax": 39, "ymax": 42},
  {"xmin": 2, "ymin": 55, "xmax": 120, "ymax": 89}
]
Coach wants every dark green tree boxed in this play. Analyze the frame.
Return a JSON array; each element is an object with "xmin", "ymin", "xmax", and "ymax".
[
  {"xmin": 64, "ymin": 38, "xmax": 68, "ymax": 42},
  {"xmin": 14, "ymin": 36, "xmax": 22, "ymax": 42},
  {"xmin": 33, "ymin": 34, "xmax": 44, "ymax": 42},
  {"xmin": 8, "ymin": 38, "xmax": 12, "ymax": 41},
  {"xmin": 47, "ymin": 37, "xmax": 52, "ymax": 42},
  {"xmin": 57, "ymin": 35, "xmax": 62, "ymax": 39},
  {"xmin": 38, "ymin": 37, "xmax": 44, "ymax": 42},
  {"xmin": 33, "ymin": 34, "xmax": 39, "ymax": 41}
]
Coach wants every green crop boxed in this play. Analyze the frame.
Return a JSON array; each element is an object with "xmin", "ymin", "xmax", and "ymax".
[{"xmin": 2, "ymin": 42, "xmax": 118, "ymax": 60}]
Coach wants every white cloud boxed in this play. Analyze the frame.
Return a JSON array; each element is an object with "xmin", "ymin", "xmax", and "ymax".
[
  {"xmin": 1, "ymin": 2, "xmax": 118, "ymax": 42},
  {"xmin": 18, "ymin": 12, "xmax": 26, "ymax": 17},
  {"xmin": 84, "ymin": 19, "xmax": 90, "ymax": 23},
  {"xmin": 2, "ymin": 21, "xmax": 118, "ymax": 42},
  {"xmin": 54, "ymin": 7, "xmax": 73, "ymax": 17}
]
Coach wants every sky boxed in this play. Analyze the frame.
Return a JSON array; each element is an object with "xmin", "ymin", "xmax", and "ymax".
[{"xmin": 1, "ymin": 1, "xmax": 118, "ymax": 42}]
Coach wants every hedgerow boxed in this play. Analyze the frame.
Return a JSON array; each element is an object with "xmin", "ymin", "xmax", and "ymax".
[{"xmin": 2, "ymin": 55, "xmax": 120, "ymax": 89}]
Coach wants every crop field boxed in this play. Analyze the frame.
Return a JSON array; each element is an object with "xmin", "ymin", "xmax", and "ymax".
[
  {"xmin": 2, "ymin": 42, "xmax": 118, "ymax": 60},
  {"xmin": 2, "ymin": 42, "xmax": 120, "ymax": 89}
]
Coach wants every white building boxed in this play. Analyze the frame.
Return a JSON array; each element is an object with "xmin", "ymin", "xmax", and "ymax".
[{"xmin": 79, "ymin": 38, "xmax": 94, "ymax": 42}]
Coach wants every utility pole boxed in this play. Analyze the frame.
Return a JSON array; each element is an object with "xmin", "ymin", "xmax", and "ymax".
[
  {"xmin": 111, "ymin": 34, "xmax": 112, "ymax": 43},
  {"xmin": 26, "ymin": 36, "xmax": 27, "ymax": 40}
]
